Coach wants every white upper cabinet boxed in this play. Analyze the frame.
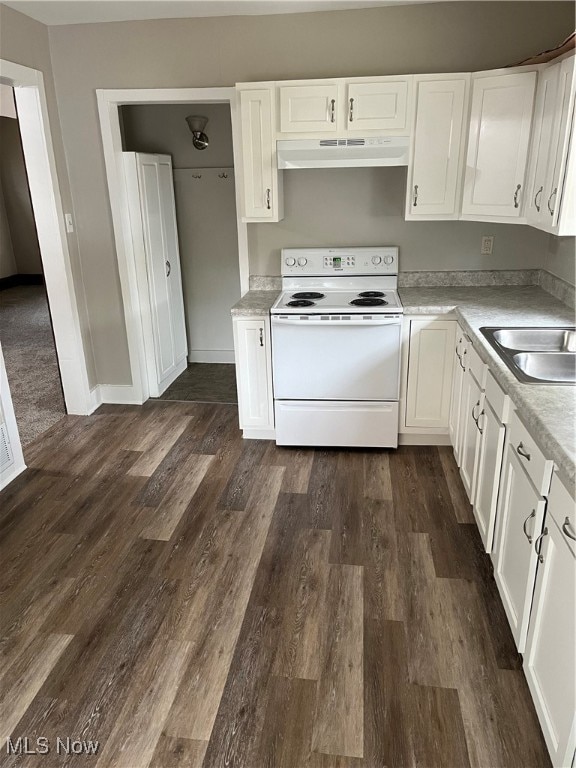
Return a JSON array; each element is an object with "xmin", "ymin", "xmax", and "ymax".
[
  {"xmin": 238, "ymin": 86, "xmax": 283, "ymax": 222},
  {"xmin": 279, "ymin": 84, "xmax": 339, "ymax": 133},
  {"xmin": 461, "ymin": 71, "xmax": 537, "ymax": 219},
  {"xmin": 345, "ymin": 78, "xmax": 411, "ymax": 132},
  {"xmin": 406, "ymin": 75, "xmax": 469, "ymax": 219}
]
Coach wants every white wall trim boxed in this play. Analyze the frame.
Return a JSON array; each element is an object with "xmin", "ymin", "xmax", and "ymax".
[
  {"xmin": 95, "ymin": 384, "xmax": 146, "ymax": 406},
  {"xmin": 0, "ymin": 343, "xmax": 26, "ymax": 490},
  {"xmin": 399, "ymin": 433, "xmax": 452, "ymax": 446},
  {"xmin": 96, "ymin": 86, "xmax": 248, "ymax": 406},
  {"xmin": 0, "ymin": 59, "xmax": 92, "ymax": 416},
  {"xmin": 188, "ymin": 350, "xmax": 235, "ymax": 364}
]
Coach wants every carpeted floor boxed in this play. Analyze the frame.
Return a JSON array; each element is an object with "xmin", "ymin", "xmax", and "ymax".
[
  {"xmin": 155, "ymin": 362, "xmax": 238, "ymax": 404},
  {"xmin": 0, "ymin": 285, "xmax": 66, "ymax": 446}
]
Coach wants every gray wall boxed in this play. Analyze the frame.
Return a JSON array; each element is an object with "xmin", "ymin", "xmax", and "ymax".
[
  {"xmin": 545, "ymin": 236, "xmax": 576, "ymax": 286},
  {"xmin": 0, "ymin": 116, "xmax": 43, "ymax": 274},
  {"xmin": 0, "ymin": 4, "xmax": 97, "ymax": 386},
  {"xmin": 4, "ymin": 2, "xmax": 575, "ymax": 385},
  {"xmin": 122, "ymin": 103, "xmax": 241, "ymax": 361}
]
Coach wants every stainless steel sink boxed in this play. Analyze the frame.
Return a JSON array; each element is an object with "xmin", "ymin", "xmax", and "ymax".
[{"xmin": 480, "ymin": 327, "xmax": 576, "ymax": 385}]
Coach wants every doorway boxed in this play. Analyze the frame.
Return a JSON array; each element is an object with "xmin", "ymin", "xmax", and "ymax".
[{"xmin": 120, "ymin": 102, "xmax": 240, "ymax": 404}]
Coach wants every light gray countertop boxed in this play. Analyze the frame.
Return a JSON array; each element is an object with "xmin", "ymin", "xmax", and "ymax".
[
  {"xmin": 400, "ymin": 286, "xmax": 575, "ymax": 489},
  {"xmin": 231, "ymin": 290, "xmax": 279, "ymax": 317}
]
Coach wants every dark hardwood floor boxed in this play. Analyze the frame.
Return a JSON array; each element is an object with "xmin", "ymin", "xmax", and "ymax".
[{"xmin": 0, "ymin": 402, "xmax": 550, "ymax": 767}]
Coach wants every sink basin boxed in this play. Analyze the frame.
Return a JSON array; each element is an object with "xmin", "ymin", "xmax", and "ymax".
[
  {"xmin": 513, "ymin": 352, "xmax": 576, "ymax": 384},
  {"xmin": 480, "ymin": 326, "xmax": 576, "ymax": 385},
  {"xmin": 493, "ymin": 328, "xmax": 575, "ymax": 352}
]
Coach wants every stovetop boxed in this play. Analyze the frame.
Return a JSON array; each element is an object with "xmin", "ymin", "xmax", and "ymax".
[{"xmin": 271, "ymin": 288, "xmax": 403, "ymax": 314}]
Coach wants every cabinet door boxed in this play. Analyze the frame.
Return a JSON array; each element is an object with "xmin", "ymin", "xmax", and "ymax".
[
  {"xmin": 405, "ymin": 319, "xmax": 456, "ymax": 429},
  {"xmin": 407, "ymin": 77, "xmax": 468, "ymax": 218},
  {"xmin": 462, "ymin": 71, "xmax": 536, "ymax": 218},
  {"xmin": 346, "ymin": 79, "xmax": 410, "ymax": 132},
  {"xmin": 526, "ymin": 63, "xmax": 560, "ymax": 228},
  {"xmin": 473, "ymin": 400, "xmax": 506, "ymax": 552},
  {"xmin": 544, "ymin": 56, "xmax": 575, "ymax": 230},
  {"xmin": 233, "ymin": 318, "xmax": 274, "ymax": 430},
  {"xmin": 524, "ymin": 494, "xmax": 576, "ymax": 768},
  {"xmin": 459, "ymin": 368, "xmax": 483, "ymax": 500},
  {"xmin": 280, "ymin": 84, "xmax": 339, "ymax": 133},
  {"xmin": 239, "ymin": 89, "xmax": 278, "ymax": 220},
  {"xmin": 493, "ymin": 448, "xmax": 546, "ymax": 651},
  {"xmin": 448, "ymin": 328, "xmax": 467, "ymax": 465}
]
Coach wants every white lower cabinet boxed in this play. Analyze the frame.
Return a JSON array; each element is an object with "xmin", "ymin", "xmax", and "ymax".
[
  {"xmin": 233, "ymin": 316, "xmax": 274, "ymax": 434},
  {"xmin": 448, "ymin": 326, "xmax": 468, "ymax": 465},
  {"xmin": 458, "ymin": 365, "xmax": 484, "ymax": 499},
  {"xmin": 524, "ymin": 474, "xmax": 576, "ymax": 768},
  {"xmin": 404, "ymin": 318, "xmax": 456, "ymax": 430}
]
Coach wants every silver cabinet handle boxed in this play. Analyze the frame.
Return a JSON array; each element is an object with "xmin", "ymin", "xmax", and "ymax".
[
  {"xmin": 534, "ymin": 185, "xmax": 543, "ymax": 212},
  {"xmin": 259, "ymin": 327, "xmax": 264, "ymax": 347},
  {"xmin": 513, "ymin": 184, "xmax": 521, "ymax": 209},
  {"xmin": 534, "ymin": 527, "xmax": 548, "ymax": 563},
  {"xmin": 266, "ymin": 188, "xmax": 271, "ymax": 210},
  {"xmin": 349, "ymin": 97, "xmax": 354, "ymax": 122},
  {"xmin": 547, "ymin": 187, "xmax": 557, "ymax": 216},
  {"xmin": 476, "ymin": 409, "xmax": 485, "ymax": 434},
  {"xmin": 472, "ymin": 401, "xmax": 480, "ymax": 421},
  {"xmin": 413, "ymin": 184, "xmax": 418, "ymax": 207},
  {"xmin": 459, "ymin": 347, "xmax": 466, "ymax": 370},
  {"xmin": 330, "ymin": 99, "xmax": 336, "ymax": 123},
  {"xmin": 165, "ymin": 260, "xmax": 171, "ymax": 277},
  {"xmin": 523, "ymin": 509, "xmax": 536, "ymax": 543},
  {"xmin": 516, "ymin": 442, "xmax": 531, "ymax": 461},
  {"xmin": 562, "ymin": 517, "xmax": 576, "ymax": 541}
]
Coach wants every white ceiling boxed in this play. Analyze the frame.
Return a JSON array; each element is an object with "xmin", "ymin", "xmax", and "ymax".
[{"xmin": 2, "ymin": 0, "xmax": 438, "ymax": 26}]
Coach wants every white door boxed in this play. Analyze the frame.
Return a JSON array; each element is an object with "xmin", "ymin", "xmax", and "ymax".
[
  {"xmin": 449, "ymin": 329, "xmax": 467, "ymax": 466},
  {"xmin": 459, "ymin": 368, "xmax": 483, "ymax": 500},
  {"xmin": 473, "ymin": 400, "xmax": 506, "ymax": 552},
  {"xmin": 233, "ymin": 318, "xmax": 274, "ymax": 430},
  {"xmin": 407, "ymin": 77, "xmax": 468, "ymax": 218},
  {"xmin": 526, "ymin": 63, "xmax": 560, "ymax": 228},
  {"xmin": 493, "ymin": 448, "xmax": 546, "ymax": 651},
  {"xmin": 544, "ymin": 56, "xmax": 575, "ymax": 230},
  {"xmin": 125, "ymin": 152, "xmax": 188, "ymax": 398},
  {"xmin": 462, "ymin": 71, "xmax": 536, "ymax": 218},
  {"xmin": 405, "ymin": 319, "xmax": 455, "ymax": 429},
  {"xmin": 279, "ymin": 84, "xmax": 339, "ymax": 133},
  {"xmin": 524, "ymin": 489, "xmax": 576, "ymax": 768},
  {"xmin": 239, "ymin": 88, "xmax": 280, "ymax": 220},
  {"xmin": 346, "ymin": 79, "xmax": 410, "ymax": 132}
]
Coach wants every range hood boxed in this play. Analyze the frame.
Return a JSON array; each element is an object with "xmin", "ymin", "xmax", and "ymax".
[{"xmin": 277, "ymin": 137, "xmax": 409, "ymax": 169}]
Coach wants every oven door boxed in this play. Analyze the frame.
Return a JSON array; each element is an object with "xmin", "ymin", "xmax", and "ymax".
[{"xmin": 271, "ymin": 314, "xmax": 402, "ymax": 400}]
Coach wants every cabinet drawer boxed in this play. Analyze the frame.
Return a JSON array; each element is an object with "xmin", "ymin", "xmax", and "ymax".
[
  {"xmin": 485, "ymin": 370, "xmax": 511, "ymax": 424},
  {"xmin": 467, "ymin": 343, "xmax": 487, "ymax": 389},
  {"xmin": 508, "ymin": 410, "xmax": 554, "ymax": 496},
  {"xmin": 547, "ymin": 472, "xmax": 576, "ymax": 555}
]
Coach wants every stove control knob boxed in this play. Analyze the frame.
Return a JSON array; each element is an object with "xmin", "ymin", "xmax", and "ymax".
[
  {"xmin": 384, "ymin": 255, "xmax": 394, "ymax": 265},
  {"xmin": 285, "ymin": 257, "xmax": 296, "ymax": 267},
  {"xmin": 297, "ymin": 257, "xmax": 308, "ymax": 266},
  {"xmin": 372, "ymin": 255, "xmax": 382, "ymax": 265}
]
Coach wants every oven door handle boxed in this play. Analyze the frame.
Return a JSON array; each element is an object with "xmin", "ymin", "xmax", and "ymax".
[{"xmin": 271, "ymin": 316, "xmax": 402, "ymax": 327}]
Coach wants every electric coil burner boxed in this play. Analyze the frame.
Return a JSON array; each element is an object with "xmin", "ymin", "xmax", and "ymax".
[
  {"xmin": 270, "ymin": 246, "xmax": 404, "ymax": 450},
  {"xmin": 350, "ymin": 297, "xmax": 388, "ymax": 307}
]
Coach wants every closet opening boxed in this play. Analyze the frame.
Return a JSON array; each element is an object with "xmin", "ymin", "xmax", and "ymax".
[{"xmin": 119, "ymin": 101, "xmax": 241, "ymax": 404}]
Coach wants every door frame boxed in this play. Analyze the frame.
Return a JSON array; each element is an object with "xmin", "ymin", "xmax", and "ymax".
[
  {"xmin": 96, "ymin": 87, "xmax": 248, "ymax": 404},
  {"xmin": 0, "ymin": 59, "xmax": 93, "ymax": 415}
]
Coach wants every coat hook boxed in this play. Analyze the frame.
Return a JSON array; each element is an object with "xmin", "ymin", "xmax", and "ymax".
[
  {"xmin": 192, "ymin": 173, "xmax": 202, "ymax": 179},
  {"xmin": 218, "ymin": 172, "xmax": 228, "ymax": 179}
]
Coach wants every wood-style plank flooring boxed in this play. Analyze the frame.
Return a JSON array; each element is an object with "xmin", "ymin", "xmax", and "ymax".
[{"xmin": 0, "ymin": 402, "xmax": 550, "ymax": 767}]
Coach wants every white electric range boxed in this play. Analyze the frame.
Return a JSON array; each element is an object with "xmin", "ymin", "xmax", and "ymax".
[{"xmin": 270, "ymin": 247, "xmax": 404, "ymax": 448}]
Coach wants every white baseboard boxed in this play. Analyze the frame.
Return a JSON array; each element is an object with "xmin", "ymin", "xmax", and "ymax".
[
  {"xmin": 96, "ymin": 384, "xmax": 145, "ymax": 406},
  {"xmin": 398, "ymin": 433, "xmax": 452, "ymax": 446},
  {"xmin": 0, "ymin": 460, "xmax": 26, "ymax": 492},
  {"xmin": 242, "ymin": 427, "xmax": 276, "ymax": 440},
  {"xmin": 87, "ymin": 385, "xmax": 103, "ymax": 414},
  {"xmin": 188, "ymin": 350, "xmax": 235, "ymax": 364}
]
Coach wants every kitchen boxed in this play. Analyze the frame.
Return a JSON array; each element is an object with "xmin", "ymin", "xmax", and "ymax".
[{"xmin": 0, "ymin": 2, "xmax": 574, "ymax": 767}]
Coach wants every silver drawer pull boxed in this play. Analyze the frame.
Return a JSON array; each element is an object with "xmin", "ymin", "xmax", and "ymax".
[
  {"xmin": 349, "ymin": 97, "xmax": 354, "ymax": 122},
  {"xmin": 459, "ymin": 348, "xmax": 467, "ymax": 371},
  {"xmin": 266, "ymin": 188, "xmax": 271, "ymax": 210},
  {"xmin": 534, "ymin": 527, "xmax": 548, "ymax": 563},
  {"xmin": 522, "ymin": 509, "xmax": 536, "ymax": 543},
  {"xmin": 472, "ymin": 401, "xmax": 480, "ymax": 421},
  {"xmin": 476, "ymin": 409, "xmax": 485, "ymax": 434},
  {"xmin": 259, "ymin": 328, "xmax": 264, "ymax": 347},
  {"xmin": 166, "ymin": 260, "xmax": 171, "ymax": 277},
  {"xmin": 413, "ymin": 184, "xmax": 418, "ymax": 207},
  {"xmin": 516, "ymin": 442, "xmax": 531, "ymax": 461},
  {"xmin": 562, "ymin": 517, "xmax": 576, "ymax": 542},
  {"xmin": 534, "ymin": 185, "xmax": 543, "ymax": 212},
  {"xmin": 547, "ymin": 187, "xmax": 557, "ymax": 216},
  {"xmin": 330, "ymin": 99, "xmax": 336, "ymax": 123},
  {"xmin": 513, "ymin": 184, "xmax": 521, "ymax": 208}
]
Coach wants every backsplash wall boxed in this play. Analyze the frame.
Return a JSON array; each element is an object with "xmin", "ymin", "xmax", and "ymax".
[{"xmin": 248, "ymin": 167, "xmax": 553, "ymax": 276}]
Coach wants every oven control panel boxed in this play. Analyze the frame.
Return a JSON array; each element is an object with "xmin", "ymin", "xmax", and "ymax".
[{"xmin": 281, "ymin": 247, "xmax": 398, "ymax": 276}]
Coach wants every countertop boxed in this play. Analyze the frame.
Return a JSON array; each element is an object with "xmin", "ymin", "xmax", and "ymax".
[
  {"xmin": 400, "ymin": 285, "xmax": 575, "ymax": 488},
  {"xmin": 232, "ymin": 285, "xmax": 575, "ymax": 487}
]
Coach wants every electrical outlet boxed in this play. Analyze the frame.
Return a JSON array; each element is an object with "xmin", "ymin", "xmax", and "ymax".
[
  {"xmin": 481, "ymin": 236, "xmax": 494, "ymax": 256},
  {"xmin": 64, "ymin": 213, "xmax": 74, "ymax": 233}
]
